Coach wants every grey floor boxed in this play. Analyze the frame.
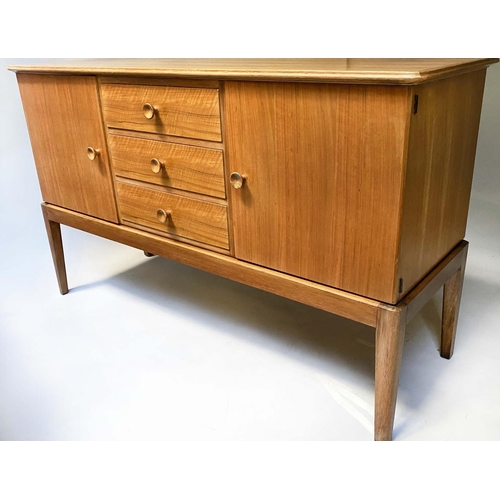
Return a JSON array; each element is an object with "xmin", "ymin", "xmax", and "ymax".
[{"xmin": 1, "ymin": 195, "xmax": 499, "ymax": 440}]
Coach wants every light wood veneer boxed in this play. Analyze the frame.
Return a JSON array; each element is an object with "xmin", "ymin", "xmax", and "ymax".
[
  {"xmin": 11, "ymin": 58, "xmax": 498, "ymax": 441},
  {"xmin": 108, "ymin": 134, "xmax": 226, "ymax": 199},
  {"xmin": 17, "ymin": 74, "xmax": 118, "ymax": 222},
  {"xmin": 225, "ymin": 81, "xmax": 410, "ymax": 303},
  {"xmin": 100, "ymin": 83, "xmax": 222, "ymax": 142},
  {"xmin": 397, "ymin": 70, "xmax": 487, "ymax": 296},
  {"xmin": 9, "ymin": 58, "xmax": 498, "ymax": 84},
  {"xmin": 116, "ymin": 181, "xmax": 229, "ymax": 250}
]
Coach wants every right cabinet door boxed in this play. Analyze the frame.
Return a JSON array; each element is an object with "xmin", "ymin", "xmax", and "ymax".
[{"xmin": 224, "ymin": 82, "xmax": 410, "ymax": 303}]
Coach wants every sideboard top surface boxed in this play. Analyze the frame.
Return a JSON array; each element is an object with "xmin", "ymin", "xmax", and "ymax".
[{"xmin": 8, "ymin": 58, "xmax": 498, "ymax": 84}]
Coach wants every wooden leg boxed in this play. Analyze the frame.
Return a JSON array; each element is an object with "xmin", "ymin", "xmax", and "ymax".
[
  {"xmin": 42, "ymin": 208, "xmax": 69, "ymax": 295},
  {"xmin": 441, "ymin": 252, "xmax": 467, "ymax": 359},
  {"xmin": 374, "ymin": 305, "xmax": 407, "ymax": 441}
]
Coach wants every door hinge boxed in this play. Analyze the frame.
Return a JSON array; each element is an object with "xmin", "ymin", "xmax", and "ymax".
[
  {"xmin": 399, "ymin": 278, "xmax": 404, "ymax": 294},
  {"xmin": 413, "ymin": 94, "xmax": 419, "ymax": 114}
]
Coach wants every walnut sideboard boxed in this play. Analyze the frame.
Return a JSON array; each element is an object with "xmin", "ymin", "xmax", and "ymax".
[{"xmin": 10, "ymin": 58, "xmax": 498, "ymax": 440}]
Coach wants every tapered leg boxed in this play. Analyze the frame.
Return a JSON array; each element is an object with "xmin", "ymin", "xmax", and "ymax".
[
  {"xmin": 375, "ymin": 305, "xmax": 407, "ymax": 441},
  {"xmin": 441, "ymin": 255, "xmax": 467, "ymax": 359},
  {"xmin": 42, "ymin": 208, "xmax": 69, "ymax": 295}
]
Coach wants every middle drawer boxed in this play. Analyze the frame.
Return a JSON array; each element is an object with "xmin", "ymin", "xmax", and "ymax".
[{"xmin": 108, "ymin": 134, "xmax": 226, "ymax": 199}]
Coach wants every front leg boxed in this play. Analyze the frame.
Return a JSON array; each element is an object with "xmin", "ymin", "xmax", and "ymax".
[
  {"xmin": 42, "ymin": 205, "xmax": 68, "ymax": 295},
  {"xmin": 374, "ymin": 305, "xmax": 407, "ymax": 441}
]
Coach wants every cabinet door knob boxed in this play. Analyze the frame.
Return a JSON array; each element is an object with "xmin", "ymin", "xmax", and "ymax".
[
  {"xmin": 143, "ymin": 103, "xmax": 158, "ymax": 120},
  {"xmin": 157, "ymin": 209, "xmax": 172, "ymax": 223},
  {"xmin": 86, "ymin": 147, "xmax": 100, "ymax": 160},
  {"xmin": 150, "ymin": 158, "xmax": 165, "ymax": 174},
  {"xmin": 230, "ymin": 172, "xmax": 246, "ymax": 189}
]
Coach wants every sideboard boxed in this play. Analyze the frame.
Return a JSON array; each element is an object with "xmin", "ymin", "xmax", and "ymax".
[{"xmin": 9, "ymin": 58, "xmax": 498, "ymax": 440}]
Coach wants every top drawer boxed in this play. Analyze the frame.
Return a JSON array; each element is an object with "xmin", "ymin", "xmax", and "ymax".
[{"xmin": 100, "ymin": 84, "xmax": 222, "ymax": 142}]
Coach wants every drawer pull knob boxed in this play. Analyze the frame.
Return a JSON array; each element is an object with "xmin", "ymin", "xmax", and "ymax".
[
  {"xmin": 157, "ymin": 209, "xmax": 172, "ymax": 223},
  {"xmin": 230, "ymin": 172, "xmax": 246, "ymax": 189},
  {"xmin": 150, "ymin": 158, "xmax": 165, "ymax": 174},
  {"xmin": 143, "ymin": 103, "xmax": 158, "ymax": 120},
  {"xmin": 86, "ymin": 147, "xmax": 100, "ymax": 161}
]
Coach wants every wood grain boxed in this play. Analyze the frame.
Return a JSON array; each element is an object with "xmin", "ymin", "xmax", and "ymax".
[
  {"xmin": 108, "ymin": 134, "xmax": 226, "ymax": 198},
  {"xmin": 123, "ymin": 218, "xmax": 231, "ymax": 256},
  {"xmin": 401, "ymin": 241, "xmax": 468, "ymax": 324},
  {"xmin": 116, "ymin": 181, "xmax": 229, "ymax": 249},
  {"xmin": 441, "ymin": 245, "xmax": 468, "ymax": 359},
  {"xmin": 218, "ymin": 82, "xmax": 236, "ymax": 256},
  {"xmin": 107, "ymin": 127, "xmax": 224, "ymax": 150},
  {"xmin": 17, "ymin": 74, "xmax": 118, "ymax": 222},
  {"xmin": 375, "ymin": 304, "xmax": 407, "ymax": 441},
  {"xmin": 100, "ymin": 76, "xmax": 220, "ymax": 88},
  {"xmin": 9, "ymin": 59, "xmax": 499, "ymax": 85},
  {"xmin": 15, "ymin": 60, "xmax": 495, "ymax": 442},
  {"xmin": 100, "ymin": 83, "xmax": 222, "ymax": 142},
  {"xmin": 225, "ymin": 81, "xmax": 410, "ymax": 303},
  {"xmin": 42, "ymin": 203, "xmax": 382, "ymax": 326},
  {"xmin": 397, "ymin": 71, "xmax": 486, "ymax": 298},
  {"xmin": 42, "ymin": 209, "xmax": 69, "ymax": 295}
]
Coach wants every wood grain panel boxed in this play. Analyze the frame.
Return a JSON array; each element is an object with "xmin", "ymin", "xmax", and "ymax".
[
  {"xmin": 400, "ymin": 241, "xmax": 469, "ymax": 324},
  {"xmin": 107, "ymin": 128, "xmax": 224, "ymax": 150},
  {"xmin": 43, "ymin": 203, "xmax": 382, "ymax": 326},
  {"xmin": 17, "ymin": 74, "xmax": 118, "ymax": 222},
  {"xmin": 441, "ymin": 247, "xmax": 467, "ymax": 359},
  {"xmin": 42, "ymin": 211, "xmax": 69, "ymax": 295},
  {"xmin": 108, "ymin": 134, "xmax": 225, "ymax": 198},
  {"xmin": 218, "ymin": 82, "xmax": 236, "ymax": 255},
  {"xmin": 116, "ymin": 182, "xmax": 229, "ymax": 249},
  {"xmin": 100, "ymin": 83, "xmax": 222, "ymax": 142},
  {"xmin": 375, "ymin": 305, "xmax": 407, "ymax": 441},
  {"xmin": 10, "ymin": 59, "xmax": 499, "ymax": 85},
  {"xmin": 397, "ymin": 70, "xmax": 487, "ymax": 298},
  {"xmin": 100, "ymin": 76, "xmax": 220, "ymax": 88},
  {"xmin": 225, "ymin": 81, "xmax": 411, "ymax": 303}
]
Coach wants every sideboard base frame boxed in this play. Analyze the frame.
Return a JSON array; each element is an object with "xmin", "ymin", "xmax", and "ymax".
[{"xmin": 42, "ymin": 203, "xmax": 468, "ymax": 441}]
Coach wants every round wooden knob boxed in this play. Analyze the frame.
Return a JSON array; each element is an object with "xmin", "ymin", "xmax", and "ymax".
[
  {"xmin": 230, "ymin": 172, "xmax": 246, "ymax": 189},
  {"xmin": 150, "ymin": 158, "xmax": 165, "ymax": 174},
  {"xmin": 143, "ymin": 103, "xmax": 157, "ymax": 120},
  {"xmin": 156, "ymin": 209, "xmax": 171, "ymax": 223},
  {"xmin": 86, "ymin": 147, "xmax": 100, "ymax": 160}
]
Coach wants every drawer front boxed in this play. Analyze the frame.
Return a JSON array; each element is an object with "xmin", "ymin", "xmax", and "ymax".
[
  {"xmin": 108, "ymin": 134, "xmax": 226, "ymax": 199},
  {"xmin": 101, "ymin": 84, "xmax": 222, "ymax": 142},
  {"xmin": 117, "ymin": 182, "xmax": 229, "ymax": 249}
]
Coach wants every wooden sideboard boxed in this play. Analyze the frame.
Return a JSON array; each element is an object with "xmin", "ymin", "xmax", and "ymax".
[{"xmin": 10, "ymin": 58, "xmax": 498, "ymax": 440}]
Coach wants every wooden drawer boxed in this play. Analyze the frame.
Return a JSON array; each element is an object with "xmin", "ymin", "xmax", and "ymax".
[
  {"xmin": 100, "ymin": 83, "xmax": 222, "ymax": 142},
  {"xmin": 108, "ymin": 134, "xmax": 226, "ymax": 199},
  {"xmin": 116, "ymin": 182, "xmax": 229, "ymax": 249}
]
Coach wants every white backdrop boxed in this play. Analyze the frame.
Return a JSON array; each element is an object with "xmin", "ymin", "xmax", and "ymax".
[{"xmin": 472, "ymin": 62, "xmax": 500, "ymax": 205}]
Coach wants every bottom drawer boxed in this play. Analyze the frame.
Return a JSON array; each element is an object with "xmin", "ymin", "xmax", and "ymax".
[{"xmin": 116, "ymin": 182, "xmax": 229, "ymax": 250}]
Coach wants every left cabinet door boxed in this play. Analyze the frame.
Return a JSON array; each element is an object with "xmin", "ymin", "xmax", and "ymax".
[{"xmin": 17, "ymin": 74, "xmax": 118, "ymax": 222}]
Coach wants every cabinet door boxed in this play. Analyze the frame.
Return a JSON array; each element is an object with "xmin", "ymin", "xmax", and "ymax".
[
  {"xmin": 225, "ymin": 82, "xmax": 410, "ymax": 303},
  {"xmin": 17, "ymin": 74, "xmax": 118, "ymax": 222}
]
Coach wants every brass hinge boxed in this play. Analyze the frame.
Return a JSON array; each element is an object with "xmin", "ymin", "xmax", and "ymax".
[{"xmin": 413, "ymin": 95, "xmax": 419, "ymax": 114}]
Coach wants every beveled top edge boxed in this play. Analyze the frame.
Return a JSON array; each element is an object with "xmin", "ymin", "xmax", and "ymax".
[{"xmin": 8, "ymin": 58, "xmax": 499, "ymax": 84}]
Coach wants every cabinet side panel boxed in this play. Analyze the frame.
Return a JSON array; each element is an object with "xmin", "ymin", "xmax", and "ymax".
[
  {"xmin": 225, "ymin": 82, "xmax": 410, "ymax": 303},
  {"xmin": 398, "ymin": 70, "xmax": 486, "ymax": 298},
  {"xmin": 17, "ymin": 74, "xmax": 118, "ymax": 222}
]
